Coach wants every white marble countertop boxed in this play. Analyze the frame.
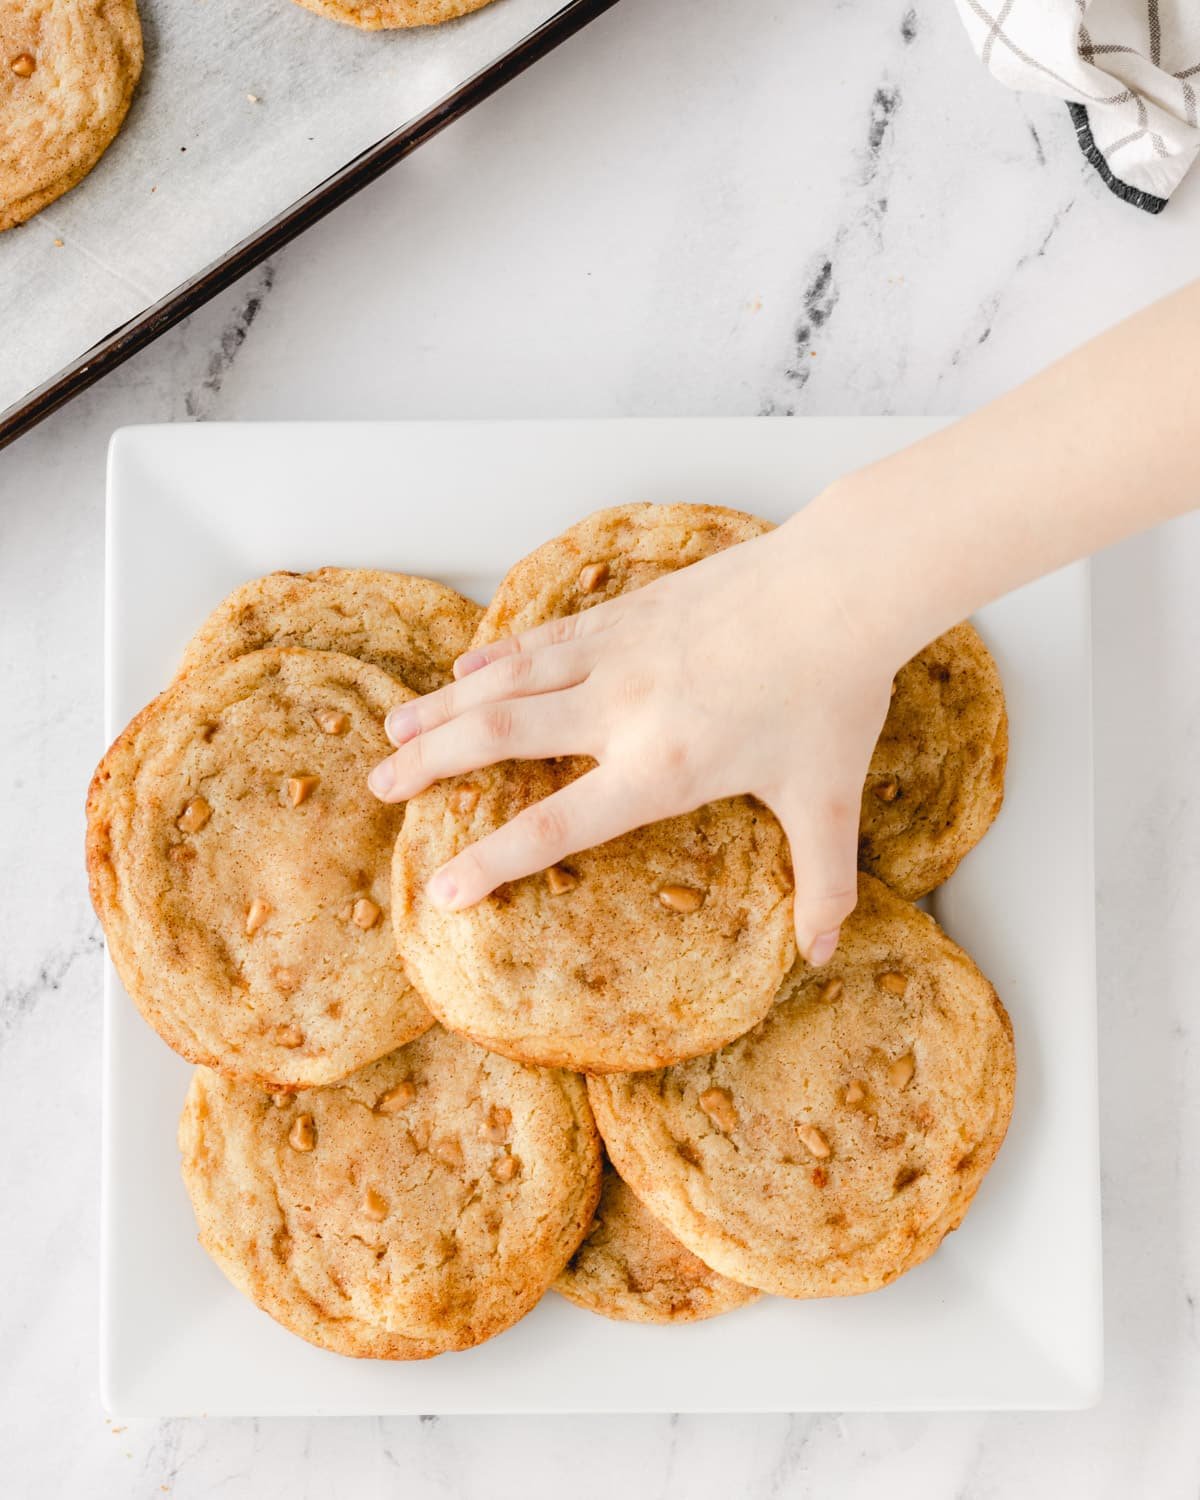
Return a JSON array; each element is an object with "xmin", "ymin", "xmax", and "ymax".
[{"xmin": 2, "ymin": 0, "xmax": 1199, "ymax": 1494}]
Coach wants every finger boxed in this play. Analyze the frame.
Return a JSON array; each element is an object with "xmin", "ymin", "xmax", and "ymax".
[
  {"xmin": 386, "ymin": 642, "xmax": 593, "ymax": 747},
  {"xmin": 454, "ymin": 602, "xmax": 619, "ymax": 680},
  {"xmin": 427, "ymin": 766, "xmax": 655, "ymax": 908},
  {"xmin": 768, "ymin": 787, "xmax": 861, "ymax": 965},
  {"xmin": 368, "ymin": 692, "xmax": 586, "ymax": 803}
]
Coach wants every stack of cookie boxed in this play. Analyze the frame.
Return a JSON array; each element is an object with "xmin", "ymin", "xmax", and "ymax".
[{"xmin": 86, "ymin": 505, "xmax": 1015, "ymax": 1359}]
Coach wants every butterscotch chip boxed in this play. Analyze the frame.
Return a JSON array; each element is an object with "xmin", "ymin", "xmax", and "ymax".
[
  {"xmin": 433, "ymin": 1137, "xmax": 463, "ymax": 1169},
  {"xmin": 316, "ymin": 710, "xmax": 349, "ymax": 736},
  {"xmin": 85, "ymin": 649, "xmax": 432, "ymax": 1090},
  {"xmin": 658, "ymin": 884, "xmax": 705, "ymax": 914},
  {"xmin": 362, "ymin": 1187, "xmax": 389, "ymax": 1221},
  {"xmin": 288, "ymin": 1113, "xmax": 316, "ymax": 1152},
  {"xmin": 177, "ymin": 796, "xmax": 211, "ymax": 833},
  {"xmin": 698, "ymin": 1087, "xmax": 738, "ymax": 1133},
  {"xmin": 877, "ymin": 971, "xmax": 909, "ymax": 996},
  {"xmin": 478, "ymin": 1104, "xmax": 511, "ymax": 1143},
  {"xmin": 860, "ymin": 623, "xmax": 1007, "ymax": 898},
  {"xmin": 177, "ymin": 568, "xmax": 482, "ymax": 697},
  {"xmin": 245, "ymin": 898, "xmax": 271, "ymax": 936},
  {"xmin": 1, "ymin": 1, "xmax": 142, "ymax": 233},
  {"xmin": 375, "ymin": 1080, "xmax": 416, "ymax": 1113},
  {"xmin": 587, "ymin": 874, "xmax": 1015, "ymax": 1299},
  {"xmin": 449, "ymin": 784, "xmax": 480, "ymax": 816},
  {"xmin": 578, "ymin": 561, "xmax": 609, "ymax": 593},
  {"xmin": 888, "ymin": 1053, "xmax": 916, "ymax": 1089},
  {"xmin": 797, "ymin": 1124, "xmax": 830, "ymax": 1159},
  {"xmin": 352, "ymin": 897, "xmax": 381, "ymax": 930},
  {"xmin": 395, "ymin": 504, "xmax": 793, "ymax": 1074},
  {"xmin": 179, "ymin": 1033, "xmax": 601, "ymax": 1359},
  {"xmin": 545, "ymin": 864, "xmax": 578, "ymax": 895},
  {"xmin": 554, "ymin": 1161, "xmax": 759, "ymax": 1325},
  {"xmin": 287, "ymin": 775, "xmax": 319, "ymax": 807},
  {"xmin": 819, "ymin": 977, "xmax": 844, "ymax": 1003}
]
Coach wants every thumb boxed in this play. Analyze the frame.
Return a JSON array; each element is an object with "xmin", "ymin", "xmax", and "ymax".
[{"xmin": 769, "ymin": 787, "xmax": 861, "ymax": 966}]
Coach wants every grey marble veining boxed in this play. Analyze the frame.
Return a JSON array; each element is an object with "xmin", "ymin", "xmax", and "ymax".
[{"xmin": 2, "ymin": 0, "xmax": 1200, "ymax": 1494}]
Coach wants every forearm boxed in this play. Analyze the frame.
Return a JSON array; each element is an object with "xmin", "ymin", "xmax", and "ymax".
[{"xmin": 797, "ymin": 278, "xmax": 1200, "ymax": 666}]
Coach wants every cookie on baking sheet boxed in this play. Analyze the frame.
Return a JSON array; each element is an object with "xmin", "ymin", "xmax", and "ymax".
[
  {"xmin": 179, "ymin": 1028, "xmax": 602, "ymax": 1359},
  {"xmin": 472, "ymin": 501, "xmax": 772, "ymax": 643},
  {"xmin": 87, "ymin": 648, "xmax": 431, "ymax": 1090},
  {"xmin": 587, "ymin": 874, "xmax": 1015, "ymax": 1300},
  {"xmin": 178, "ymin": 568, "xmax": 482, "ymax": 699},
  {"xmin": 1, "ymin": 0, "xmax": 142, "ymax": 233},
  {"xmin": 288, "ymin": 0, "xmax": 496, "ymax": 29},
  {"xmin": 860, "ymin": 623, "xmax": 1007, "ymax": 900},
  {"xmin": 393, "ymin": 760, "xmax": 795, "ymax": 1074},
  {"xmin": 553, "ymin": 1158, "xmax": 760, "ymax": 1325}
]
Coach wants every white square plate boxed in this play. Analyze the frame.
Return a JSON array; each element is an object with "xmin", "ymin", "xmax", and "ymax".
[{"xmin": 101, "ymin": 419, "xmax": 1101, "ymax": 1416}]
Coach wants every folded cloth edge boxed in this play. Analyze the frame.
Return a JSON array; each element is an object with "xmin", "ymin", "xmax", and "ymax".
[{"xmin": 1067, "ymin": 103, "xmax": 1169, "ymax": 215}]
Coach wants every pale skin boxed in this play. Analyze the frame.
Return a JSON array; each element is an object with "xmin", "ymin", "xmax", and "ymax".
[{"xmin": 369, "ymin": 279, "xmax": 1200, "ymax": 963}]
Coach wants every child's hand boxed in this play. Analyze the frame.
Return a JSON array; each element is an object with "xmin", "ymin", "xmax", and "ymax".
[{"xmin": 368, "ymin": 515, "xmax": 899, "ymax": 964}]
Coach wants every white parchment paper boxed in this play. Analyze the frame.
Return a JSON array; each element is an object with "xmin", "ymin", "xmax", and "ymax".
[{"xmin": 0, "ymin": 0, "xmax": 571, "ymax": 416}]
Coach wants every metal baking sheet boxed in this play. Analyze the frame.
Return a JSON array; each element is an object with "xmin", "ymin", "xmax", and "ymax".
[{"xmin": 0, "ymin": 0, "xmax": 616, "ymax": 451}]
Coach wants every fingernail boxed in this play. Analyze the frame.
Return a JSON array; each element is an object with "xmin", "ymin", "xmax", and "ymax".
[
  {"xmin": 454, "ymin": 650, "xmax": 488, "ymax": 679},
  {"xmin": 808, "ymin": 928, "xmax": 840, "ymax": 967},
  {"xmin": 427, "ymin": 869, "xmax": 457, "ymax": 908},
  {"xmin": 367, "ymin": 761, "xmax": 394, "ymax": 799},
  {"xmin": 385, "ymin": 705, "xmax": 418, "ymax": 745}
]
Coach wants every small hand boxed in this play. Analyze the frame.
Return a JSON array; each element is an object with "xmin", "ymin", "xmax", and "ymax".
[{"xmin": 368, "ymin": 514, "xmax": 897, "ymax": 964}]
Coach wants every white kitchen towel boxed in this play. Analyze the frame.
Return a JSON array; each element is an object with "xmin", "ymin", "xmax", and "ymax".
[{"xmin": 955, "ymin": 0, "xmax": 1200, "ymax": 213}]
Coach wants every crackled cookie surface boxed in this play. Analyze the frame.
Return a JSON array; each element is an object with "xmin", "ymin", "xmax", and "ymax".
[
  {"xmin": 1, "ymin": 0, "xmax": 142, "ymax": 232},
  {"xmin": 87, "ymin": 648, "xmax": 430, "ymax": 1089},
  {"xmin": 393, "ymin": 760, "xmax": 795, "ymax": 1073},
  {"xmin": 472, "ymin": 501, "xmax": 771, "ymax": 642},
  {"xmin": 588, "ymin": 875, "xmax": 1015, "ymax": 1299},
  {"xmin": 179, "ymin": 568, "xmax": 481, "ymax": 698},
  {"xmin": 861, "ymin": 623, "xmax": 1007, "ymax": 899},
  {"xmin": 289, "ymin": 0, "xmax": 497, "ymax": 29},
  {"xmin": 553, "ymin": 1160, "xmax": 759, "ymax": 1324},
  {"xmin": 180, "ymin": 1030, "xmax": 602, "ymax": 1359}
]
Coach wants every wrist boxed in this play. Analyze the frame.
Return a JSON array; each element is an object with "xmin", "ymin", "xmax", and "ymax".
[{"xmin": 782, "ymin": 471, "xmax": 958, "ymax": 673}]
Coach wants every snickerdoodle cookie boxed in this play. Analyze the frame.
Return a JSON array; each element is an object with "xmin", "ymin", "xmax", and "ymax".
[
  {"xmin": 179, "ymin": 1028, "xmax": 601, "ymax": 1358},
  {"xmin": 861, "ymin": 624, "xmax": 1007, "ymax": 899},
  {"xmin": 289, "ymin": 0, "xmax": 497, "ymax": 29},
  {"xmin": 1, "ymin": 0, "xmax": 142, "ymax": 232},
  {"xmin": 87, "ymin": 648, "xmax": 430, "ymax": 1090},
  {"xmin": 178, "ymin": 568, "xmax": 481, "ymax": 698},
  {"xmin": 587, "ymin": 874, "xmax": 1014, "ymax": 1299},
  {"xmin": 392, "ymin": 504, "xmax": 794, "ymax": 1074},
  {"xmin": 553, "ymin": 1159, "xmax": 759, "ymax": 1324},
  {"xmin": 393, "ymin": 760, "xmax": 794, "ymax": 1074},
  {"xmin": 473, "ymin": 501, "xmax": 771, "ymax": 641}
]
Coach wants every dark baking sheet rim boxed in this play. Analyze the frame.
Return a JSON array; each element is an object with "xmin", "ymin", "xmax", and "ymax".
[{"xmin": 0, "ymin": 0, "xmax": 619, "ymax": 455}]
